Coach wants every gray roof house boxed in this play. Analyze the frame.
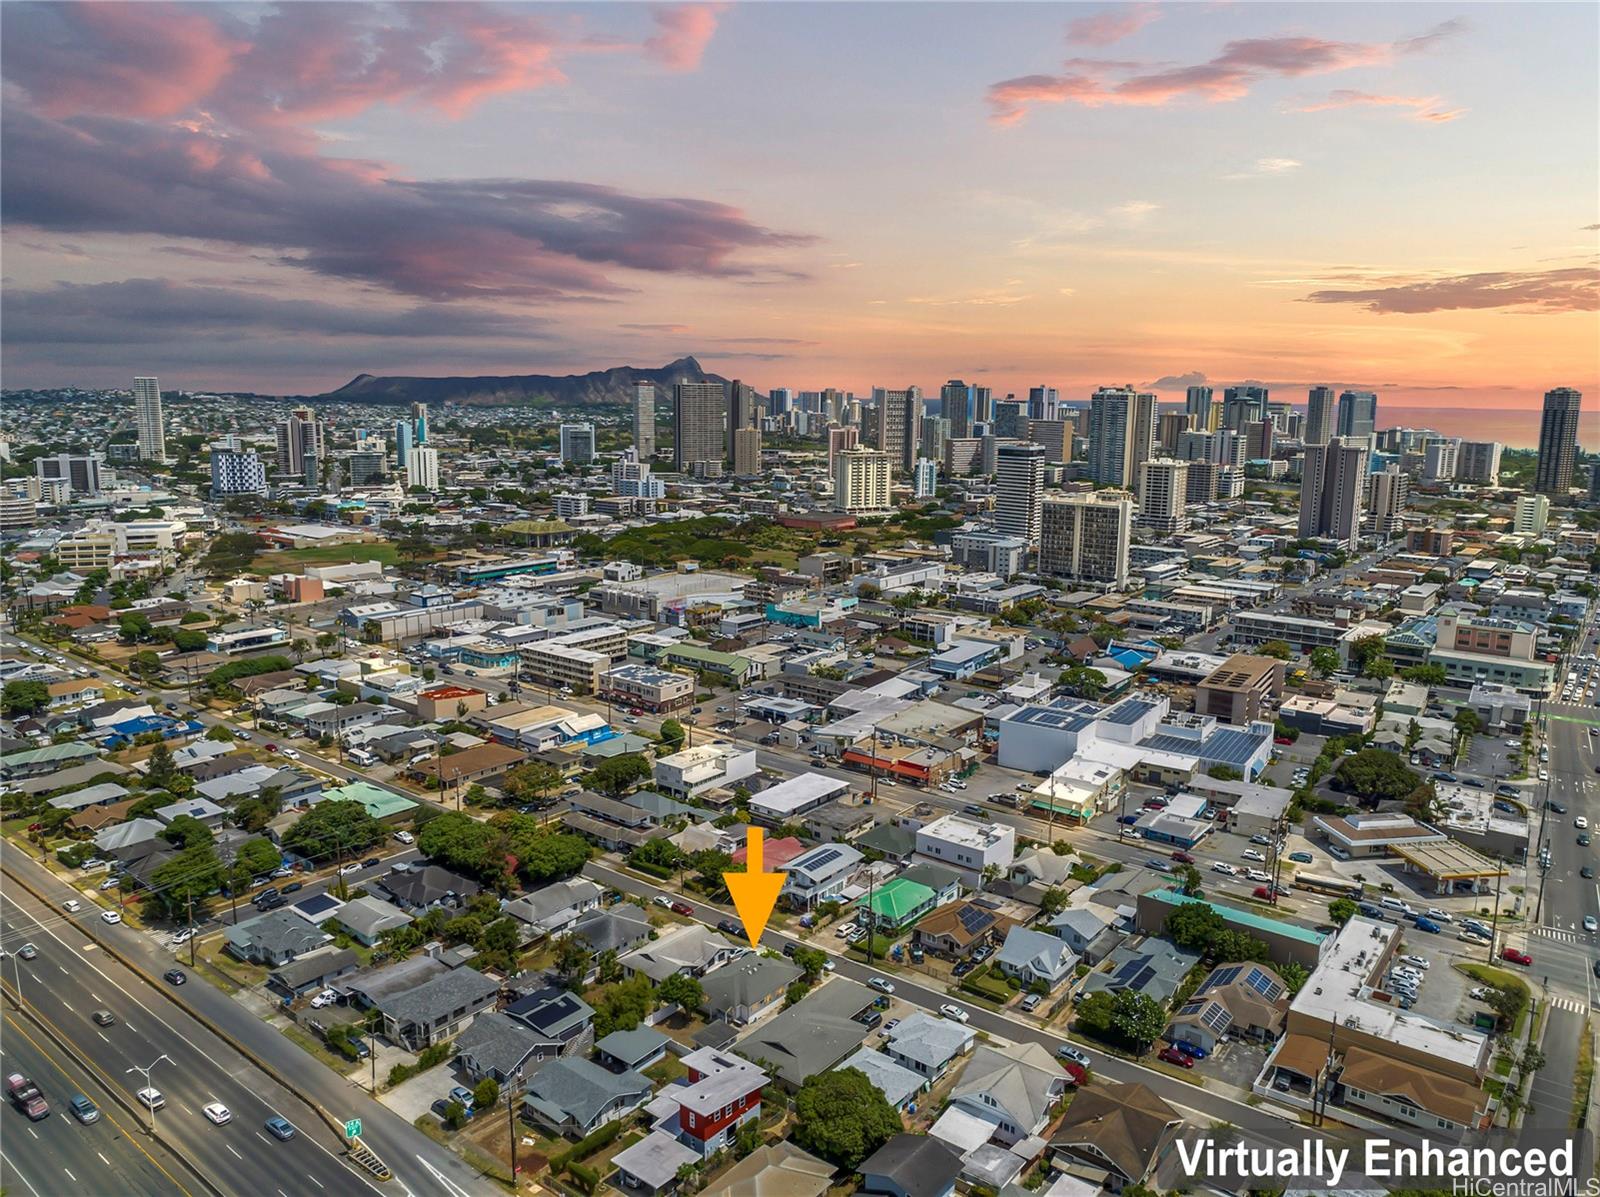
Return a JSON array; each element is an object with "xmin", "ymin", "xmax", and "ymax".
[
  {"xmin": 335, "ymin": 896, "xmax": 414, "ymax": 947},
  {"xmin": 1046, "ymin": 905, "xmax": 1124, "ymax": 964},
  {"xmin": 500, "ymin": 878, "xmax": 603, "ymax": 939},
  {"xmin": 372, "ymin": 865, "xmax": 482, "ymax": 914},
  {"xmin": 836, "ymin": 1048, "xmax": 928, "ymax": 1111},
  {"xmin": 454, "ymin": 1012, "xmax": 545, "ymax": 1085},
  {"xmin": 622, "ymin": 791, "xmax": 700, "ymax": 825},
  {"xmin": 267, "ymin": 949, "xmax": 361, "ymax": 999},
  {"xmin": 46, "ymin": 782, "xmax": 130, "ymax": 812},
  {"xmin": 224, "ymin": 910, "xmax": 333, "ymax": 967},
  {"xmin": 993, "ymin": 926, "xmax": 1078, "ymax": 991},
  {"xmin": 699, "ymin": 955, "xmax": 803, "ymax": 1026},
  {"xmin": 883, "ymin": 1011, "xmax": 976, "ymax": 1081},
  {"xmin": 1079, "ymin": 942, "xmax": 1201, "ymax": 1005},
  {"xmin": 375, "ymin": 966, "xmax": 500, "ymax": 1050},
  {"xmin": 860, "ymin": 1133, "xmax": 963, "ymax": 1197},
  {"xmin": 620, "ymin": 925, "xmax": 741, "ymax": 984},
  {"xmin": 734, "ymin": 978, "xmax": 877, "ymax": 1088},
  {"xmin": 594, "ymin": 1026, "xmax": 670, "ymax": 1073},
  {"xmin": 612, "ymin": 1129, "xmax": 701, "ymax": 1197},
  {"xmin": 93, "ymin": 818, "xmax": 167, "ymax": 862},
  {"xmin": 567, "ymin": 905, "xmax": 652, "ymax": 957},
  {"xmin": 521, "ymin": 1057, "xmax": 652, "ymax": 1138},
  {"xmin": 898, "ymin": 861, "xmax": 964, "ymax": 908},
  {"xmin": 950, "ymin": 1043, "xmax": 1072, "ymax": 1145}
]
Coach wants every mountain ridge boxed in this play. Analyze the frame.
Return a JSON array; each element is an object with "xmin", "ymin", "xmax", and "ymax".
[{"xmin": 320, "ymin": 356, "xmax": 728, "ymax": 406}]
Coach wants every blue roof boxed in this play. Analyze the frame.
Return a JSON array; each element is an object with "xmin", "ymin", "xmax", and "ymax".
[{"xmin": 1146, "ymin": 889, "xmax": 1328, "ymax": 945}]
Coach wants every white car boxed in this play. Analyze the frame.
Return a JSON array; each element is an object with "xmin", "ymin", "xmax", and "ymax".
[
  {"xmin": 170, "ymin": 928, "xmax": 194, "ymax": 945},
  {"xmin": 868, "ymin": 977, "xmax": 895, "ymax": 994},
  {"xmin": 1246, "ymin": 868, "xmax": 1271, "ymax": 883},
  {"xmin": 136, "ymin": 1088, "xmax": 165, "ymax": 1110},
  {"xmin": 338, "ymin": 862, "xmax": 363, "ymax": 876},
  {"xmin": 99, "ymin": 877, "xmax": 121, "ymax": 891},
  {"xmin": 63, "ymin": 899, "xmax": 82, "ymax": 913},
  {"xmin": 1586, "ymin": 916, "xmax": 1598, "ymax": 933},
  {"xmin": 281, "ymin": 747, "xmax": 301, "ymax": 760},
  {"xmin": 101, "ymin": 910, "xmax": 122, "ymax": 925},
  {"xmin": 940, "ymin": 1004, "xmax": 970, "ymax": 1024},
  {"xmin": 310, "ymin": 989, "xmax": 338, "ymax": 1009},
  {"xmin": 1423, "ymin": 908, "xmax": 1453, "ymax": 923},
  {"xmin": 203, "ymin": 1102, "xmax": 232, "ymax": 1125},
  {"xmin": 1242, "ymin": 849, "xmax": 1266, "ymax": 862},
  {"xmin": 393, "ymin": 831, "xmax": 414, "ymax": 845},
  {"xmin": 651, "ymin": 895, "xmax": 672, "ymax": 909},
  {"xmin": 1399, "ymin": 954, "xmax": 1430, "ymax": 969},
  {"xmin": 834, "ymin": 922, "xmax": 858, "ymax": 938},
  {"xmin": 1211, "ymin": 862, "xmax": 1238, "ymax": 875},
  {"xmin": 1577, "ymin": 816, "xmax": 1590, "ymax": 830}
]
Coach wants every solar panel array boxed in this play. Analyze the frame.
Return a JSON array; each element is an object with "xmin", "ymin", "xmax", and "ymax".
[
  {"xmin": 800, "ymin": 847, "xmax": 841, "ymax": 871},
  {"xmin": 1244, "ymin": 966, "xmax": 1286, "ymax": 1000},
  {"xmin": 956, "ymin": 906, "xmax": 996, "ymax": 935}
]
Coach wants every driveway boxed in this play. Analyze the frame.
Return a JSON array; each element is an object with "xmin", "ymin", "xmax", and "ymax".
[{"xmin": 379, "ymin": 1059, "xmax": 458, "ymax": 1123}]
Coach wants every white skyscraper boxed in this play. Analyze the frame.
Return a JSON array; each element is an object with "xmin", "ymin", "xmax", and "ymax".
[
  {"xmin": 1513, "ymin": 492, "xmax": 1550, "ymax": 535},
  {"xmin": 1365, "ymin": 466, "xmax": 1408, "ymax": 538},
  {"xmin": 406, "ymin": 445, "xmax": 439, "ymax": 491},
  {"xmin": 994, "ymin": 442, "xmax": 1046, "ymax": 545},
  {"xmin": 832, "ymin": 448, "xmax": 892, "ymax": 514},
  {"xmin": 133, "ymin": 377, "xmax": 166, "ymax": 463},
  {"xmin": 913, "ymin": 457, "xmax": 938, "ymax": 499},
  {"xmin": 1422, "ymin": 438, "xmax": 1460, "ymax": 484},
  {"xmin": 633, "ymin": 383, "xmax": 657, "ymax": 460},
  {"xmin": 1136, "ymin": 458, "xmax": 1189, "ymax": 535},
  {"xmin": 209, "ymin": 437, "xmax": 267, "ymax": 498}
]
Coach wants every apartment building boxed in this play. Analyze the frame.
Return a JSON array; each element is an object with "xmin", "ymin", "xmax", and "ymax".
[{"xmin": 1194, "ymin": 654, "xmax": 1285, "ymax": 726}]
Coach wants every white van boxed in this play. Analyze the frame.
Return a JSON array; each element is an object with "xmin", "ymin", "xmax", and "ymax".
[
  {"xmin": 1380, "ymin": 896, "xmax": 1414, "ymax": 916},
  {"xmin": 348, "ymin": 748, "xmax": 376, "ymax": 767}
]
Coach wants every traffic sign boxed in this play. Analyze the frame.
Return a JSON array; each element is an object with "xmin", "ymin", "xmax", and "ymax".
[{"xmin": 345, "ymin": 1118, "xmax": 362, "ymax": 1139}]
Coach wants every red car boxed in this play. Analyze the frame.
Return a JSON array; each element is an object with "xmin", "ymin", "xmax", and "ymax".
[
  {"xmin": 1157, "ymin": 1047, "xmax": 1194, "ymax": 1068},
  {"xmin": 670, "ymin": 901, "xmax": 695, "ymax": 916},
  {"xmin": 1253, "ymin": 886, "xmax": 1272, "ymax": 900},
  {"xmin": 1500, "ymin": 948, "xmax": 1532, "ymax": 966},
  {"xmin": 264, "ymin": 743, "xmax": 279, "ymax": 753},
  {"xmin": 1274, "ymin": 736, "xmax": 1294, "ymax": 746},
  {"xmin": 1170, "ymin": 851, "xmax": 1195, "ymax": 864}
]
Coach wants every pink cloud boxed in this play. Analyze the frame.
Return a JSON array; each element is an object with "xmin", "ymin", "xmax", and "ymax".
[
  {"xmin": 1294, "ymin": 89, "xmax": 1466, "ymax": 123},
  {"xmin": 987, "ymin": 19, "xmax": 1466, "ymax": 125},
  {"xmin": 2, "ymin": 2, "xmax": 248, "ymax": 119},
  {"xmin": 1066, "ymin": 4, "xmax": 1160, "ymax": 48},
  {"xmin": 644, "ymin": 4, "xmax": 726, "ymax": 72}
]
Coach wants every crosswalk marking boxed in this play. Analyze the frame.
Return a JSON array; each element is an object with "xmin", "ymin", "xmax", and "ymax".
[
  {"xmin": 1545, "ymin": 996, "xmax": 1589, "ymax": 1014},
  {"xmin": 1532, "ymin": 926, "xmax": 1593, "ymax": 943}
]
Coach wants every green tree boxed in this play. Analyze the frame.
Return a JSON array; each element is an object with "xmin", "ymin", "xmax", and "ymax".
[
  {"xmin": 1327, "ymin": 898, "xmax": 1359, "ymax": 926},
  {"xmin": 145, "ymin": 741, "xmax": 181, "ymax": 790},
  {"xmin": 592, "ymin": 975, "xmax": 655, "ymax": 1037},
  {"xmin": 792, "ymin": 1068, "xmax": 901, "ymax": 1169},
  {"xmin": 129, "ymin": 649, "xmax": 163, "ymax": 677},
  {"xmin": 1109, "ymin": 991, "xmax": 1166, "ymax": 1049},
  {"xmin": 1350, "ymin": 634, "xmax": 1387, "ymax": 670},
  {"xmin": 1401, "ymin": 663, "xmax": 1446, "ymax": 685},
  {"xmin": 1177, "ymin": 864, "xmax": 1204, "ymax": 898},
  {"xmin": 1057, "ymin": 665, "xmax": 1108, "ymax": 699},
  {"xmin": 144, "ymin": 843, "xmax": 223, "ymax": 920},
  {"xmin": 118, "ymin": 611, "xmax": 154, "ymax": 642},
  {"xmin": 583, "ymin": 753, "xmax": 651, "ymax": 797},
  {"xmin": 472, "ymin": 1078, "xmax": 500, "ymax": 1110},
  {"xmin": 1075, "ymin": 990, "xmax": 1116, "ymax": 1039},
  {"xmin": 162, "ymin": 814, "xmax": 213, "ymax": 849},
  {"xmin": 1453, "ymin": 709, "xmax": 1484, "ymax": 736},
  {"xmin": 630, "ymin": 838, "xmax": 685, "ymax": 874},
  {"xmin": 1, "ymin": 680, "xmax": 49, "ymax": 715},
  {"xmin": 657, "ymin": 973, "xmax": 705, "ymax": 1013},
  {"xmin": 1308, "ymin": 647, "xmax": 1340, "ymax": 677},
  {"xmin": 1279, "ymin": 961, "xmax": 1309, "ymax": 994},
  {"xmin": 168, "ymin": 628, "xmax": 208, "ymax": 653},
  {"xmin": 1362, "ymin": 655, "xmax": 1394, "ymax": 681},
  {"xmin": 792, "ymin": 946, "xmax": 829, "ymax": 983},
  {"xmin": 1164, "ymin": 903, "xmax": 1229, "ymax": 952},
  {"xmin": 205, "ymin": 724, "xmax": 235, "ymax": 742},
  {"xmin": 1333, "ymin": 750, "xmax": 1420, "ymax": 802},
  {"xmin": 1039, "ymin": 887, "xmax": 1069, "ymax": 917},
  {"xmin": 554, "ymin": 933, "xmax": 592, "ymax": 989},
  {"xmin": 1257, "ymin": 640, "xmax": 1294, "ymax": 661},
  {"xmin": 501, "ymin": 761, "xmax": 563, "ymax": 806},
  {"xmin": 597, "ymin": 948, "xmax": 622, "ymax": 984},
  {"xmin": 282, "ymin": 799, "xmax": 382, "ymax": 861},
  {"xmin": 658, "ymin": 718, "xmax": 686, "ymax": 751}
]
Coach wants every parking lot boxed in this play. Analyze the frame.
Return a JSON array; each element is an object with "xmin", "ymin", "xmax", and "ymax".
[{"xmin": 1460, "ymin": 734, "xmax": 1525, "ymax": 786}]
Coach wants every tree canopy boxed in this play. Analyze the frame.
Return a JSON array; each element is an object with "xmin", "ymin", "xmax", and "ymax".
[
  {"xmin": 1333, "ymin": 749, "xmax": 1420, "ymax": 802},
  {"xmin": 792, "ymin": 1067, "xmax": 902, "ymax": 1169},
  {"xmin": 583, "ymin": 753, "xmax": 652, "ymax": 797},
  {"xmin": 282, "ymin": 799, "xmax": 382, "ymax": 861}
]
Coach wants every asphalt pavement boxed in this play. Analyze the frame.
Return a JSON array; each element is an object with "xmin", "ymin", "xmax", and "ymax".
[{"xmin": 0, "ymin": 1005, "xmax": 191, "ymax": 1197}]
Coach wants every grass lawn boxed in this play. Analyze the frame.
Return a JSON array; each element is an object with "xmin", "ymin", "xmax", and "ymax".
[
  {"xmin": 250, "ymin": 542, "xmax": 403, "ymax": 572},
  {"xmin": 1454, "ymin": 961, "xmax": 1530, "ymax": 1034},
  {"xmin": 283, "ymin": 1024, "xmax": 355, "ymax": 1074},
  {"xmin": 644, "ymin": 1055, "xmax": 687, "ymax": 1086}
]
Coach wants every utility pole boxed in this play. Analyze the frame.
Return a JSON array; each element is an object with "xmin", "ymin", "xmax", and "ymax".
[
  {"xmin": 1488, "ymin": 854, "xmax": 1505, "ymax": 965},
  {"xmin": 187, "ymin": 895, "xmax": 196, "ymax": 968},
  {"xmin": 508, "ymin": 1065, "xmax": 524, "ymax": 1181}
]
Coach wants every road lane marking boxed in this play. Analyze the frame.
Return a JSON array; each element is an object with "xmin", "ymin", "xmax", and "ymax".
[
  {"xmin": 227, "ymin": 1145, "xmax": 242, "ymax": 1160},
  {"xmin": 27, "ymin": 1127, "xmax": 38, "ymax": 1139},
  {"xmin": 97, "ymin": 1154, "xmax": 110, "ymax": 1167},
  {"xmin": 307, "ymin": 1176, "xmax": 325, "ymax": 1189},
  {"xmin": 63, "ymin": 1169, "xmax": 76, "ymax": 1183},
  {"xmin": 97, "ymin": 1032, "xmax": 109, "ymax": 1044},
  {"xmin": 61, "ymin": 1001, "xmax": 73, "ymax": 1012},
  {"xmin": 256, "ymin": 1132, "xmax": 270, "ymax": 1145}
]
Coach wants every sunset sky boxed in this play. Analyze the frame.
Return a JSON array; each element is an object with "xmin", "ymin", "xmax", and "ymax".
[{"xmin": 2, "ymin": 1, "xmax": 1596, "ymax": 421}]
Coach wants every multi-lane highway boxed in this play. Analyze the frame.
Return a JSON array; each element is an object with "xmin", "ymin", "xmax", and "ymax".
[
  {"xmin": 1, "ymin": 842, "xmax": 498, "ymax": 1197},
  {"xmin": 0, "ymin": 1004, "xmax": 192, "ymax": 1197}
]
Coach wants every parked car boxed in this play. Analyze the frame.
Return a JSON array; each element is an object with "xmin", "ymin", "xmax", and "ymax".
[
  {"xmin": 939, "ymin": 1004, "xmax": 970, "ymax": 1023},
  {"xmin": 393, "ymin": 831, "xmax": 414, "ymax": 845},
  {"xmin": 868, "ymin": 977, "xmax": 895, "ymax": 994},
  {"xmin": 362, "ymin": 857, "xmax": 380, "ymax": 869},
  {"xmin": 651, "ymin": 895, "xmax": 672, "ymax": 908},
  {"xmin": 163, "ymin": 969, "xmax": 186, "ymax": 986},
  {"xmin": 1172, "ymin": 1040, "xmax": 1207, "ymax": 1059},
  {"xmin": 1157, "ymin": 1047, "xmax": 1194, "ymax": 1068},
  {"xmin": 1415, "ymin": 917, "xmax": 1442, "ymax": 934},
  {"xmin": 338, "ymin": 863, "xmax": 362, "ymax": 876},
  {"xmin": 669, "ymin": 901, "xmax": 694, "ymax": 917},
  {"xmin": 1241, "ymin": 849, "xmax": 1266, "ymax": 862},
  {"xmin": 448, "ymin": 1086, "xmax": 476, "ymax": 1110},
  {"xmin": 1399, "ymin": 954, "xmax": 1431, "ymax": 969},
  {"xmin": 1056, "ymin": 1044, "xmax": 1091, "ymax": 1067}
]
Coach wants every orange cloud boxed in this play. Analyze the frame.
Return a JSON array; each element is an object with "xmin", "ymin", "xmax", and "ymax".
[
  {"xmin": 1304, "ymin": 267, "xmax": 1600, "ymax": 314},
  {"xmin": 1067, "ymin": 4, "xmax": 1160, "ymax": 47},
  {"xmin": 1295, "ymin": 89, "xmax": 1466, "ymax": 123},
  {"xmin": 644, "ymin": 4, "xmax": 727, "ymax": 72}
]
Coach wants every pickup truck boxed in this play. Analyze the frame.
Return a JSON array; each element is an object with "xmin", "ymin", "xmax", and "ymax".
[{"xmin": 5, "ymin": 1073, "xmax": 49, "ymax": 1120}]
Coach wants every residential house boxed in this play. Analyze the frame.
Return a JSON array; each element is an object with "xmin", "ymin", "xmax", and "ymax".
[
  {"xmin": 374, "ymin": 966, "xmax": 500, "ymax": 1050},
  {"xmin": 856, "ymin": 878, "xmax": 939, "ymax": 933},
  {"xmin": 993, "ymin": 926, "xmax": 1078, "ymax": 992},
  {"xmin": 914, "ymin": 902, "xmax": 1017, "ymax": 960},
  {"xmin": 153, "ymin": 797, "xmax": 227, "ymax": 828},
  {"xmin": 854, "ymin": 822, "xmax": 918, "ymax": 863},
  {"xmin": 836, "ymin": 1048, "xmax": 927, "ymax": 1111},
  {"xmin": 734, "ymin": 978, "xmax": 878, "ymax": 1089},
  {"xmin": 619, "ymin": 924, "xmax": 741, "ymax": 984},
  {"xmin": 521, "ymin": 1057, "xmax": 652, "ymax": 1138},
  {"xmin": 504, "ymin": 985, "xmax": 597, "ymax": 1059},
  {"xmin": 566, "ymin": 905, "xmax": 652, "ymax": 958},
  {"xmin": 92, "ymin": 817, "xmax": 167, "ymax": 863},
  {"xmin": 224, "ymin": 910, "xmax": 332, "ymax": 967},
  {"xmin": 266, "ymin": 949, "xmax": 360, "ymax": 1000},
  {"xmin": 594, "ymin": 1027, "xmax": 670, "ymax": 1074},
  {"xmin": 1047, "ymin": 906, "xmax": 1124, "ymax": 965},
  {"xmin": 46, "ymin": 782, "xmax": 130, "ymax": 814},
  {"xmin": 697, "ymin": 1143, "xmax": 833, "ymax": 1197},
  {"xmin": 1008, "ymin": 849, "xmax": 1076, "ymax": 890},
  {"xmin": 896, "ymin": 862, "xmax": 964, "ymax": 909},
  {"xmin": 950, "ymin": 1043, "xmax": 1073, "ymax": 1145},
  {"xmin": 1049, "ymin": 1081, "xmax": 1184, "ymax": 1193},
  {"xmin": 671, "ymin": 1047, "xmax": 769, "ymax": 1158},
  {"xmin": 779, "ymin": 843, "xmax": 863, "ymax": 910},
  {"xmin": 1080, "ymin": 942, "xmax": 1201, "ymax": 1005},
  {"xmin": 611, "ymin": 1130, "xmax": 702, "ymax": 1196},
  {"xmin": 1166, "ymin": 962, "xmax": 1290, "ymax": 1052},
  {"xmin": 860, "ymin": 1134, "xmax": 964, "ymax": 1197},
  {"xmin": 500, "ymin": 878, "xmax": 603, "ymax": 940},
  {"xmin": 335, "ymin": 896, "xmax": 414, "ymax": 947},
  {"xmin": 883, "ymin": 1011, "xmax": 975, "ymax": 1082},
  {"xmin": 700, "ymin": 955, "xmax": 803, "ymax": 1026},
  {"xmin": 800, "ymin": 800, "xmax": 877, "ymax": 843},
  {"xmin": 454, "ymin": 1012, "xmax": 545, "ymax": 1085},
  {"xmin": 371, "ymin": 865, "xmax": 482, "ymax": 915}
]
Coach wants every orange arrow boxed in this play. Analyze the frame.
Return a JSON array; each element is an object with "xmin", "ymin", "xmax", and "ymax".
[{"xmin": 724, "ymin": 827, "xmax": 785, "ymax": 948}]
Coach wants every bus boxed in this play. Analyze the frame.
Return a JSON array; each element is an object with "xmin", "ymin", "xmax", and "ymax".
[{"xmin": 1293, "ymin": 872, "xmax": 1364, "ymax": 899}]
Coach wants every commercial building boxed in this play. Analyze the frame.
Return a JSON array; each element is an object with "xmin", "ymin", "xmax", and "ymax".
[
  {"xmin": 134, "ymin": 376, "xmax": 166, "ymax": 462},
  {"xmin": 209, "ymin": 438, "xmax": 268, "ymax": 498},
  {"xmin": 405, "ymin": 445, "xmax": 439, "ymax": 491},
  {"xmin": 1086, "ymin": 386, "xmax": 1156, "ymax": 488},
  {"xmin": 950, "ymin": 531, "xmax": 1028, "ymax": 579},
  {"xmin": 601, "ymin": 662, "xmax": 693, "ymax": 712},
  {"xmin": 1534, "ymin": 386, "xmax": 1582, "ymax": 494},
  {"xmin": 1298, "ymin": 437, "xmax": 1368, "ymax": 548},
  {"xmin": 832, "ymin": 448, "xmax": 893, "ymax": 515},
  {"xmin": 559, "ymin": 423, "xmax": 596, "ymax": 465},
  {"xmin": 1194, "ymin": 654, "xmax": 1284, "ymax": 726},
  {"xmin": 1039, "ymin": 491, "xmax": 1134, "ymax": 588},
  {"xmin": 1335, "ymin": 390, "xmax": 1377, "ymax": 441},
  {"xmin": 914, "ymin": 814, "xmax": 1015, "ymax": 885},
  {"xmin": 673, "ymin": 381, "xmax": 726, "ymax": 474},
  {"xmin": 36, "ymin": 453, "xmax": 104, "ymax": 497},
  {"xmin": 993, "ymin": 441, "xmax": 1045, "ymax": 544},
  {"xmin": 653, "ymin": 743, "xmax": 759, "ymax": 800}
]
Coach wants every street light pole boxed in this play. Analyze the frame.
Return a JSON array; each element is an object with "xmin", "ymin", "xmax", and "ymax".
[{"xmin": 125, "ymin": 1054, "xmax": 172, "ymax": 1135}]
